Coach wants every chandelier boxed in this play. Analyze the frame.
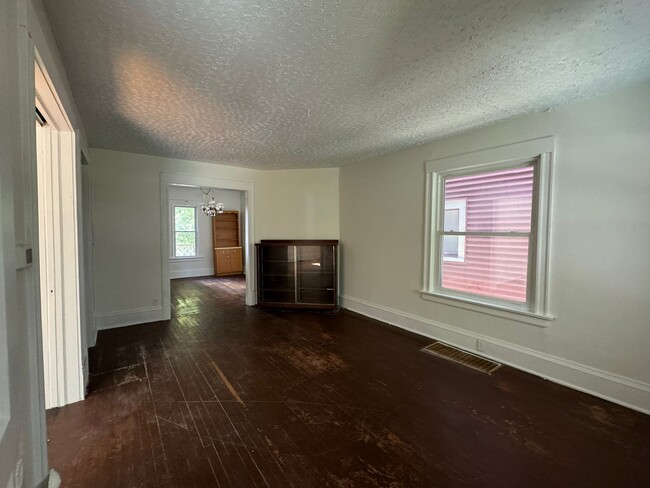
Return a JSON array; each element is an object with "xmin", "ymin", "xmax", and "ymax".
[{"xmin": 200, "ymin": 187, "xmax": 224, "ymax": 217}]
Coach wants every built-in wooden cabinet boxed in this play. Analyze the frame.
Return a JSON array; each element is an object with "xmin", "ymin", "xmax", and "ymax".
[
  {"xmin": 256, "ymin": 240, "xmax": 338, "ymax": 309},
  {"xmin": 214, "ymin": 247, "xmax": 242, "ymax": 276},
  {"xmin": 213, "ymin": 211, "xmax": 243, "ymax": 276}
]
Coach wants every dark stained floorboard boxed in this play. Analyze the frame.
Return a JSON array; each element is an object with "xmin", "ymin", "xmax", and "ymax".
[{"xmin": 46, "ymin": 276, "xmax": 650, "ymax": 487}]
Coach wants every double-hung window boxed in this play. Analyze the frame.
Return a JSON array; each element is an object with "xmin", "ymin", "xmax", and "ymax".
[
  {"xmin": 423, "ymin": 138, "xmax": 554, "ymax": 324},
  {"xmin": 173, "ymin": 206, "xmax": 198, "ymax": 257}
]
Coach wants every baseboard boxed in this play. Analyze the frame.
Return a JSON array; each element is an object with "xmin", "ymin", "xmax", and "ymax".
[
  {"xmin": 170, "ymin": 267, "xmax": 214, "ymax": 279},
  {"xmin": 38, "ymin": 469, "xmax": 60, "ymax": 488},
  {"xmin": 246, "ymin": 287, "xmax": 256, "ymax": 306},
  {"xmin": 94, "ymin": 304, "xmax": 171, "ymax": 330},
  {"xmin": 35, "ymin": 474, "xmax": 48, "ymax": 488},
  {"xmin": 340, "ymin": 295, "xmax": 650, "ymax": 415},
  {"xmin": 82, "ymin": 352, "xmax": 90, "ymax": 389}
]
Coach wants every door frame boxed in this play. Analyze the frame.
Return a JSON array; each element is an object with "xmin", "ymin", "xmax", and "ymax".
[
  {"xmin": 160, "ymin": 173, "xmax": 257, "ymax": 316},
  {"xmin": 34, "ymin": 51, "xmax": 84, "ymax": 408}
]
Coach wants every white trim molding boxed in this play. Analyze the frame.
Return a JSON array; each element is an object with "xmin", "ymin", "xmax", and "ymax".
[
  {"xmin": 170, "ymin": 267, "xmax": 215, "ymax": 279},
  {"xmin": 423, "ymin": 137, "xmax": 555, "ymax": 321},
  {"xmin": 340, "ymin": 294, "xmax": 650, "ymax": 415},
  {"xmin": 35, "ymin": 52, "xmax": 85, "ymax": 409},
  {"xmin": 94, "ymin": 305, "xmax": 170, "ymax": 330},
  {"xmin": 420, "ymin": 291, "xmax": 553, "ymax": 327}
]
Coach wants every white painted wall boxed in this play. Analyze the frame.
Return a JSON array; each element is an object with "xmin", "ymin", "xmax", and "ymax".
[
  {"xmin": 168, "ymin": 186, "xmax": 242, "ymax": 279},
  {"xmin": 0, "ymin": 0, "xmax": 90, "ymax": 485},
  {"xmin": 90, "ymin": 148, "xmax": 339, "ymax": 325},
  {"xmin": 340, "ymin": 82, "xmax": 650, "ymax": 413},
  {"xmin": 255, "ymin": 169, "xmax": 341, "ymax": 240}
]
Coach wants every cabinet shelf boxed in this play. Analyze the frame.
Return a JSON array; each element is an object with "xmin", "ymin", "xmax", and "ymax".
[{"xmin": 257, "ymin": 240, "xmax": 338, "ymax": 310}]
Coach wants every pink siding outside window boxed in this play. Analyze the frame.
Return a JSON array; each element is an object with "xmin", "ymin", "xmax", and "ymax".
[{"xmin": 441, "ymin": 166, "xmax": 534, "ymax": 303}]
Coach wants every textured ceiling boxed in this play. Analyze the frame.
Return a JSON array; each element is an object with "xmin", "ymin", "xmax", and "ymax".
[{"xmin": 43, "ymin": 0, "xmax": 650, "ymax": 169}]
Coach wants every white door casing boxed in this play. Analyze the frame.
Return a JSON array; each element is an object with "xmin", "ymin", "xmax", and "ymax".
[{"xmin": 35, "ymin": 55, "xmax": 84, "ymax": 409}]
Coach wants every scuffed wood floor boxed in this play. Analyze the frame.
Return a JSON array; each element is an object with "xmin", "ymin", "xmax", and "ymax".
[{"xmin": 47, "ymin": 276, "xmax": 650, "ymax": 487}]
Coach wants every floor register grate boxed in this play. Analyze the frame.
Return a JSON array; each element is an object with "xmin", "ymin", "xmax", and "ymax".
[{"xmin": 421, "ymin": 341, "xmax": 502, "ymax": 374}]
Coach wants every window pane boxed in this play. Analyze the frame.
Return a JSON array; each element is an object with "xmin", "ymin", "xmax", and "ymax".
[
  {"xmin": 441, "ymin": 236, "xmax": 529, "ymax": 302},
  {"xmin": 175, "ymin": 207, "xmax": 195, "ymax": 232},
  {"xmin": 175, "ymin": 231, "xmax": 196, "ymax": 256},
  {"xmin": 444, "ymin": 166, "xmax": 534, "ymax": 233},
  {"xmin": 444, "ymin": 209, "xmax": 460, "ymax": 231},
  {"xmin": 443, "ymin": 235, "xmax": 459, "ymax": 258}
]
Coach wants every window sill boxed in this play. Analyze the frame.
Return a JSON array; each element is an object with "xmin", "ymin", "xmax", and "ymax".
[
  {"xmin": 170, "ymin": 256, "xmax": 204, "ymax": 261},
  {"xmin": 420, "ymin": 290, "xmax": 554, "ymax": 327}
]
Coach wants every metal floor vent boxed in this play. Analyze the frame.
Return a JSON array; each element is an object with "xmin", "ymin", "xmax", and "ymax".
[{"xmin": 421, "ymin": 342, "xmax": 501, "ymax": 374}]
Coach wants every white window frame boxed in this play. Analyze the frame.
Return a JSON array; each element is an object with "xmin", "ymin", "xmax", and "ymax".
[
  {"xmin": 172, "ymin": 205, "xmax": 199, "ymax": 259},
  {"xmin": 422, "ymin": 137, "xmax": 555, "ymax": 327},
  {"xmin": 442, "ymin": 198, "xmax": 467, "ymax": 262},
  {"xmin": 0, "ymin": 196, "xmax": 8, "ymax": 439}
]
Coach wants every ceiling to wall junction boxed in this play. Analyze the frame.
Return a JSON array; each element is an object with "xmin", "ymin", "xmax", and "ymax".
[{"xmin": 43, "ymin": 0, "xmax": 650, "ymax": 169}]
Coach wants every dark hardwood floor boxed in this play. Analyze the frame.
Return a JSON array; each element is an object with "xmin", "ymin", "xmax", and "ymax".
[{"xmin": 46, "ymin": 276, "xmax": 650, "ymax": 487}]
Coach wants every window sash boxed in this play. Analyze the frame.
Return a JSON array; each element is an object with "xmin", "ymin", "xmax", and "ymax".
[
  {"xmin": 174, "ymin": 231, "xmax": 197, "ymax": 257},
  {"xmin": 433, "ymin": 161, "xmax": 540, "ymax": 311},
  {"xmin": 173, "ymin": 206, "xmax": 197, "ymax": 258},
  {"xmin": 437, "ymin": 234, "xmax": 531, "ymax": 305}
]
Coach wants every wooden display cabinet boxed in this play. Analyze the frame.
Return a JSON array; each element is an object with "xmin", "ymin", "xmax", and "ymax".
[
  {"xmin": 213, "ymin": 211, "xmax": 243, "ymax": 276},
  {"xmin": 256, "ymin": 240, "xmax": 338, "ymax": 309}
]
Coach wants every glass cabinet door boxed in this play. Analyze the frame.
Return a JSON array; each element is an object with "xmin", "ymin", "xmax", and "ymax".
[
  {"xmin": 296, "ymin": 245, "xmax": 335, "ymax": 304},
  {"xmin": 259, "ymin": 245, "xmax": 296, "ymax": 303}
]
